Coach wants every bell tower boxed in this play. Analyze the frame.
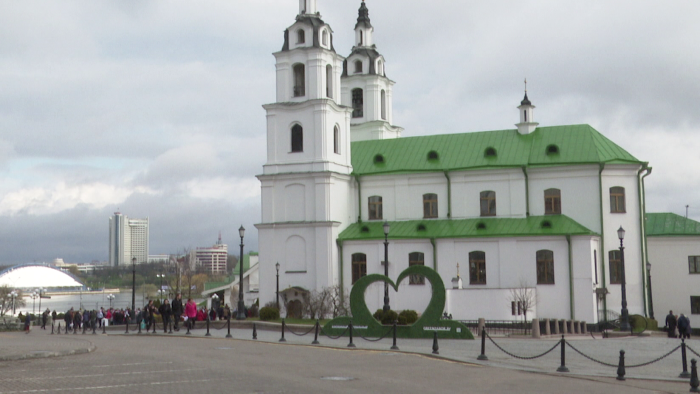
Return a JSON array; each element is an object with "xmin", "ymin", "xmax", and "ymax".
[
  {"xmin": 516, "ymin": 79, "xmax": 539, "ymax": 135},
  {"xmin": 341, "ymin": 1, "xmax": 403, "ymax": 141}
]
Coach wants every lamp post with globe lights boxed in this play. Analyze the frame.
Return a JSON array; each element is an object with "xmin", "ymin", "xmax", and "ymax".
[
  {"xmin": 275, "ymin": 262, "xmax": 281, "ymax": 310},
  {"xmin": 10, "ymin": 290, "xmax": 18, "ymax": 316},
  {"xmin": 30, "ymin": 291, "xmax": 39, "ymax": 315},
  {"xmin": 38, "ymin": 288, "xmax": 46, "ymax": 312},
  {"xmin": 131, "ymin": 257, "xmax": 137, "ymax": 312},
  {"xmin": 107, "ymin": 294, "xmax": 115, "ymax": 309},
  {"xmin": 617, "ymin": 226, "xmax": 631, "ymax": 332},
  {"xmin": 646, "ymin": 261, "xmax": 654, "ymax": 320},
  {"xmin": 236, "ymin": 226, "xmax": 246, "ymax": 320},
  {"xmin": 383, "ymin": 221, "xmax": 391, "ymax": 312}
]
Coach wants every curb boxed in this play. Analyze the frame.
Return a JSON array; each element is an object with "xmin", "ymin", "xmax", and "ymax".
[{"xmin": 0, "ymin": 340, "xmax": 97, "ymax": 362}]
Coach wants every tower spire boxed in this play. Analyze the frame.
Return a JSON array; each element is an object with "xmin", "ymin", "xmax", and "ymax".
[
  {"xmin": 516, "ymin": 79, "xmax": 538, "ymax": 134},
  {"xmin": 521, "ymin": 78, "xmax": 531, "ymax": 105}
]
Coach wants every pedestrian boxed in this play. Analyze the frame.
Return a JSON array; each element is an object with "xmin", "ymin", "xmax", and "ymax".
[
  {"xmin": 41, "ymin": 308, "xmax": 49, "ymax": 329},
  {"xmin": 51, "ymin": 309, "xmax": 57, "ymax": 325},
  {"xmin": 185, "ymin": 298, "xmax": 197, "ymax": 330},
  {"xmin": 24, "ymin": 313, "xmax": 31, "ymax": 334},
  {"xmin": 90, "ymin": 310, "xmax": 97, "ymax": 331},
  {"xmin": 665, "ymin": 310, "xmax": 677, "ymax": 338},
  {"xmin": 97, "ymin": 308, "xmax": 104, "ymax": 328},
  {"xmin": 159, "ymin": 299, "xmax": 172, "ymax": 333},
  {"xmin": 171, "ymin": 293, "xmax": 183, "ymax": 331},
  {"xmin": 73, "ymin": 310, "xmax": 82, "ymax": 332},
  {"xmin": 65, "ymin": 308, "xmax": 73, "ymax": 330},
  {"xmin": 144, "ymin": 300, "xmax": 155, "ymax": 331},
  {"xmin": 678, "ymin": 313, "xmax": 691, "ymax": 339},
  {"xmin": 224, "ymin": 304, "xmax": 231, "ymax": 321}
]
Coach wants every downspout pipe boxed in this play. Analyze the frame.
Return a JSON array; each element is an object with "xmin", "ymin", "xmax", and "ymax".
[
  {"xmin": 337, "ymin": 239, "xmax": 344, "ymax": 300},
  {"xmin": 354, "ymin": 175, "xmax": 362, "ymax": 223},
  {"xmin": 638, "ymin": 164, "xmax": 652, "ymax": 317},
  {"xmin": 430, "ymin": 238, "xmax": 437, "ymax": 271},
  {"xmin": 443, "ymin": 171, "xmax": 452, "ymax": 219},
  {"xmin": 598, "ymin": 163, "xmax": 607, "ymax": 320},
  {"xmin": 567, "ymin": 235, "xmax": 575, "ymax": 320},
  {"xmin": 521, "ymin": 166, "xmax": 530, "ymax": 217}
]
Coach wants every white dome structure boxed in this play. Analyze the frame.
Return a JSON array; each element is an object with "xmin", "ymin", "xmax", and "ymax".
[{"xmin": 0, "ymin": 264, "xmax": 84, "ymax": 290}]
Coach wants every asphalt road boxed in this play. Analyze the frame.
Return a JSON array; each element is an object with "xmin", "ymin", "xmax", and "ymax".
[{"xmin": 0, "ymin": 334, "xmax": 693, "ymax": 394}]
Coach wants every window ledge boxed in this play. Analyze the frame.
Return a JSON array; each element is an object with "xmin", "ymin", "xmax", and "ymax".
[{"xmin": 285, "ymin": 270, "xmax": 307, "ymax": 274}]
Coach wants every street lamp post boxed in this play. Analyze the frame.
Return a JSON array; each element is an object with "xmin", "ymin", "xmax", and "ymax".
[
  {"xmin": 383, "ymin": 221, "xmax": 391, "ymax": 312},
  {"xmin": 618, "ymin": 226, "xmax": 631, "ymax": 331},
  {"xmin": 131, "ymin": 257, "xmax": 136, "ymax": 313},
  {"xmin": 647, "ymin": 261, "xmax": 655, "ymax": 320},
  {"xmin": 10, "ymin": 290, "xmax": 18, "ymax": 316},
  {"xmin": 157, "ymin": 271, "xmax": 165, "ymax": 304},
  {"xmin": 31, "ymin": 291, "xmax": 38, "ymax": 315},
  {"xmin": 275, "ymin": 262, "xmax": 280, "ymax": 310},
  {"xmin": 107, "ymin": 294, "xmax": 115, "ymax": 309},
  {"xmin": 38, "ymin": 288, "xmax": 46, "ymax": 312},
  {"xmin": 236, "ymin": 226, "xmax": 246, "ymax": 320}
]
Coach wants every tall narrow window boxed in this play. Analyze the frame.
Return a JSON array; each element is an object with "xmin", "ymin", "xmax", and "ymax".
[
  {"xmin": 352, "ymin": 253, "xmax": 367, "ymax": 284},
  {"xmin": 469, "ymin": 251, "xmax": 486, "ymax": 285},
  {"xmin": 326, "ymin": 65, "xmax": 333, "ymax": 98},
  {"xmin": 689, "ymin": 256, "xmax": 700, "ymax": 274},
  {"xmin": 423, "ymin": 193, "xmax": 438, "ymax": 218},
  {"xmin": 480, "ymin": 191, "xmax": 496, "ymax": 217},
  {"xmin": 297, "ymin": 29, "xmax": 305, "ymax": 44},
  {"xmin": 293, "ymin": 64, "xmax": 305, "ymax": 97},
  {"xmin": 536, "ymin": 250, "xmax": 555, "ymax": 284},
  {"xmin": 368, "ymin": 196, "xmax": 382, "ymax": 220},
  {"xmin": 291, "ymin": 124, "xmax": 303, "ymax": 152},
  {"xmin": 377, "ymin": 60, "xmax": 383, "ymax": 75},
  {"xmin": 544, "ymin": 188, "xmax": 561, "ymax": 215},
  {"xmin": 409, "ymin": 252, "xmax": 425, "ymax": 285},
  {"xmin": 352, "ymin": 88, "xmax": 363, "ymax": 118},
  {"xmin": 322, "ymin": 30, "xmax": 328, "ymax": 46},
  {"xmin": 333, "ymin": 126, "xmax": 340, "ymax": 154},
  {"xmin": 609, "ymin": 250, "xmax": 622, "ymax": 284},
  {"xmin": 610, "ymin": 187, "xmax": 626, "ymax": 213},
  {"xmin": 381, "ymin": 90, "xmax": 386, "ymax": 120},
  {"xmin": 524, "ymin": 110, "xmax": 528, "ymax": 122},
  {"xmin": 354, "ymin": 60, "xmax": 362, "ymax": 74},
  {"xmin": 359, "ymin": 31, "xmax": 363, "ymax": 46},
  {"xmin": 692, "ymin": 296, "xmax": 700, "ymax": 315}
]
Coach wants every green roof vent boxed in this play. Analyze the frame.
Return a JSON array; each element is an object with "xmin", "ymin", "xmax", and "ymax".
[
  {"xmin": 484, "ymin": 147, "xmax": 497, "ymax": 157},
  {"xmin": 374, "ymin": 154, "xmax": 385, "ymax": 164},
  {"xmin": 541, "ymin": 220, "xmax": 552, "ymax": 229},
  {"xmin": 360, "ymin": 226, "xmax": 370, "ymax": 233},
  {"xmin": 417, "ymin": 224, "xmax": 427, "ymax": 231},
  {"xmin": 427, "ymin": 151, "xmax": 439, "ymax": 161},
  {"xmin": 546, "ymin": 144, "xmax": 559, "ymax": 155},
  {"xmin": 476, "ymin": 222, "xmax": 487, "ymax": 230}
]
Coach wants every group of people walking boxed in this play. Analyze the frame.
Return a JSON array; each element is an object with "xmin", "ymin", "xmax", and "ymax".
[{"xmin": 665, "ymin": 310, "xmax": 692, "ymax": 339}]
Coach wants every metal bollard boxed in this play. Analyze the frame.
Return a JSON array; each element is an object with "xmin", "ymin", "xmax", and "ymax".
[
  {"xmin": 616, "ymin": 350, "xmax": 626, "ymax": 380},
  {"xmin": 253, "ymin": 323, "xmax": 258, "ymax": 340},
  {"xmin": 681, "ymin": 339, "xmax": 691, "ymax": 378},
  {"xmin": 185, "ymin": 320, "xmax": 190, "ymax": 335},
  {"xmin": 690, "ymin": 359, "xmax": 699, "ymax": 392},
  {"xmin": 432, "ymin": 331, "xmax": 439, "ymax": 355},
  {"xmin": 74, "ymin": 324, "xmax": 77, "ymax": 334},
  {"xmin": 169, "ymin": 320, "xmax": 173, "ymax": 334},
  {"xmin": 125, "ymin": 320, "xmax": 129, "ymax": 334},
  {"xmin": 51, "ymin": 323, "xmax": 54, "ymax": 335},
  {"xmin": 279, "ymin": 319, "xmax": 286, "ymax": 342},
  {"xmin": 478, "ymin": 328, "xmax": 488, "ymax": 360},
  {"xmin": 152, "ymin": 318, "xmax": 156, "ymax": 334},
  {"xmin": 226, "ymin": 315, "xmax": 232, "ymax": 338},
  {"xmin": 391, "ymin": 321, "xmax": 399, "ymax": 350},
  {"xmin": 205, "ymin": 317, "xmax": 211, "ymax": 337},
  {"xmin": 92, "ymin": 322, "xmax": 96, "ymax": 335},
  {"xmin": 348, "ymin": 321, "xmax": 356, "ymax": 348},
  {"xmin": 557, "ymin": 336, "xmax": 569, "ymax": 372},
  {"xmin": 57, "ymin": 322, "xmax": 61, "ymax": 335},
  {"xmin": 83, "ymin": 324, "xmax": 86, "ymax": 334},
  {"xmin": 103, "ymin": 322, "xmax": 106, "ymax": 334},
  {"xmin": 312, "ymin": 320, "xmax": 320, "ymax": 345}
]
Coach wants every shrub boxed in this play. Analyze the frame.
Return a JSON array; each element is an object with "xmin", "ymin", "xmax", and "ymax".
[
  {"xmin": 373, "ymin": 309, "xmax": 398, "ymax": 325},
  {"xmin": 398, "ymin": 310, "xmax": 418, "ymax": 325},
  {"xmin": 397, "ymin": 315, "xmax": 407, "ymax": 325},
  {"xmin": 248, "ymin": 304, "xmax": 259, "ymax": 318},
  {"xmin": 259, "ymin": 307, "xmax": 280, "ymax": 321}
]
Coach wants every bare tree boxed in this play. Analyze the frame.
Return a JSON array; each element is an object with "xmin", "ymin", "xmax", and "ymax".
[
  {"xmin": 509, "ymin": 280, "xmax": 537, "ymax": 322},
  {"xmin": 301, "ymin": 286, "xmax": 350, "ymax": 319},
  {"xmin": 0, "ymin": 286, "xmax": 26, "ymax": 316}
]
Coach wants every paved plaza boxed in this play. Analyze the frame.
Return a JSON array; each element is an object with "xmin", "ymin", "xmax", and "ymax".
[{"xmin": 0, "ymin": 324, "xmax": 697, "ymax": 393}]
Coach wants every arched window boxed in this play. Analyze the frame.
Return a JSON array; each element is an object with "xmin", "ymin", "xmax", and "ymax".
[
  {"xmin": 322, "ymin": 30, "xmax": 328, "ymax": 46},
  {"xmin": 381, "ymin": 90, "xmax": 386, "ymax": 120},
  {"xmin": 333, "ymin": 126, "xmax": 340, "ymax": 154},
  {"xmin": 354, "ymin": 60, "xmax": 363, "ymax": 73},
  {"xmin": 480, "ymin": 191, "xmax": 496, "ymax": 217},
  {"xmin": 609, "ymin": 250, "xmax": 622, "ymax": 284},
  {"xmin": 423, "ymin": 193, "xmax": 438, "ymax": 218},
  {"xmin": 536, "ymin": 250, "xmax": 554, "ymax": 284},
  {"xmin": 610, "ymin": 187, "xmax": 626, "ymax": 213},
  {"xmin": 326, "ymin": 65, "xmax": 333, "ymax": 98},
  {"xmin": 544, "ymin": 188, "xmax": 561, "ymax": 215},
  {"xmin": 524, "ymin": 110, "xmax": 528, "ymax": 122},
  {"xmin": 352, "ymin": 253, "xmax": 367, "ymax": 284},
  {"xmin": 377, "ymin": 60, "xmax": 383, "ymax": 75},
  {"xmin": 352, "ymin": 88, "xmax": 363, "ymax": 118},
  {"xmin": 469, "ymin": 251, "xmax": 486, "ymax": 285},
  {"xmin": 297, "ymin": 29, "xmax": 305, "ymax": 44},
  {"xmin": 409, "ymin": 252, "xmax": 425, "ymax": 285},
  {"xmin": 368, "ymin": 196, "xmax": 382, "ymax": 220},
  {"xmin": 359, "ymin": 30, "xmax": 363, "ymax": 46},
  {"xmin": 291, "ymin": 124, "xmax": 303, "ymax": 152},
  {"xmin": 293, "ymin": 64, "xmax": 305, "ymax": 97}
]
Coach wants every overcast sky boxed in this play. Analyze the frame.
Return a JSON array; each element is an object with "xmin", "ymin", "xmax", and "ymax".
[{"xmin": 0, "ymin": 0, "xmax": 698, "ymax": 265}]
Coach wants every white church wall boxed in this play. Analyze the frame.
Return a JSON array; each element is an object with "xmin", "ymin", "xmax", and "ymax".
[
  {"xmin": 450, "ymin": 168, "xmax": 527, "ymax": 219},
  {"xmin": 446, "ymin": 288, "xmax": 538, "ymax": 321}
]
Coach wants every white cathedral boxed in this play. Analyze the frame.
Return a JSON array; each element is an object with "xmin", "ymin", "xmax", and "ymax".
[{"xmin": 255, "ymin": 0, "xmax": 653, "ymax": 323}]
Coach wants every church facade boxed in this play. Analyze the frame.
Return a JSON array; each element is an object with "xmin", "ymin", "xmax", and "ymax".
[{"xmin": 255, "ymin": 0, "xmax": 652, "ymax": 323}]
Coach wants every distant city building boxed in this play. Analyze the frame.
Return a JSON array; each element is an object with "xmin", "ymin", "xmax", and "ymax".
[
  {"xmin": 148, "ymin": 255, "xmax": 170, "ymax": 264},
  {"xmin": 195, "ymin": 234, "xmax": 228, "ymax": 274},
  {"xmin": 108, "ymin": 212, "xmax": 149, "ymax": 267}
]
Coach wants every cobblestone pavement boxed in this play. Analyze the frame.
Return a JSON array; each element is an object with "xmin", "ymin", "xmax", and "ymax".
[
  {"xmin": 0, "ymin": 331, "xmax": 95, "ymax": 361},
  {"xmin": 0, "ymin": 324, "xmax": 696, "ymax": 393}
]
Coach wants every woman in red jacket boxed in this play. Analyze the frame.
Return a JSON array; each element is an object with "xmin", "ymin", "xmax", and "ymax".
[{"xmin": 185, "ymin": 298, "xmax": 197, "ymax": 330}]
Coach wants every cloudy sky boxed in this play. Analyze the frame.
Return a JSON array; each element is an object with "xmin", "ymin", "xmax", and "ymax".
[{"xmin": 0, "ymin": 0, "xmax": 698, "ymax": 265}]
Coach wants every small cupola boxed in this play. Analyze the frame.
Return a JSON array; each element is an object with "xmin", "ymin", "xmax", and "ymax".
[
  {"xmin": 354, "ymin": 1, "xmax": 374, "ymax": 47},
  {"xmin": 516, "ymin": 79, "xmax": 539, "ymax": 135}
]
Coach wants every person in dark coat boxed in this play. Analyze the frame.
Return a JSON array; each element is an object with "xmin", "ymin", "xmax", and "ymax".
[
  {"xmin": 678, "ymin": 313, "xmax": 691, "ymax": 339},
  {"xmin": 159, "ymin": 299, "xmax": 172, "ymax": 333},
  {"xmin": 41, "ymin": 308, "xmax": 49, "ymax": 329},
  {"xmin": 24, "ymin": 313, "xmax": 31, "ymax": 333},
  {"xmin": 73, "ymin": 310, "xmax": 82, "ymax": 332},
  {"xmin": 171, "ymin": 293, "xmax": 183, "ymax": 331},
  {"xmin": 665, "ymin": 310, "xmax": 678, "ymax": 338}
]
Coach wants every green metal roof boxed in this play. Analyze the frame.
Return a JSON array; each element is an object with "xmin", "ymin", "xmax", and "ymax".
[
  {"xmin": 350, "ymin": 124, "xmax": 641, "ymax": 176},
  {"xmin": 338, "ymin": 215, "xmax": 597, "ymax": 241},
  {"xmin": 646, "ymin": 213, "xmax": 700, "ymax": 237},
  {"xmin": 232, "ymin": 252, "xmax": 257, "ymax": 275}
]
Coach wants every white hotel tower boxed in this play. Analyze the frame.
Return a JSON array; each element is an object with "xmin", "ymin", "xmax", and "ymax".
[{"xmin": 108, "ymin": 212, "xmax": 149, "ymax": 267}]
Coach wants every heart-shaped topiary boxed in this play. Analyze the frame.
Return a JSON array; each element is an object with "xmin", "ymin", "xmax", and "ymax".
[{"xmin": 323, "ymin": 265, "xmax": 473, "ymax": 339}]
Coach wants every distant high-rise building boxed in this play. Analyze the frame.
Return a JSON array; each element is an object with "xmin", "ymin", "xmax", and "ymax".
[
  {"xmin": 108, "ymin": 212, "xmax": 149, "ymax": 267},
  {"xmin": 195, "ymin": 233, "xmax": 228, "ymax": 274}
]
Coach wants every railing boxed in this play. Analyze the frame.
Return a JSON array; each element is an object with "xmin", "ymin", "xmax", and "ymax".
[{"xmin": 460, "ymin": 319, "xmax": 530, "ymax": 336}]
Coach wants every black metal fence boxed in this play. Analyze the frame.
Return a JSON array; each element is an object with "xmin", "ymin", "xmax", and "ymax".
[{"xmin": 460, "ymin": 320, "xmax": 530, "ymax": 336}]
